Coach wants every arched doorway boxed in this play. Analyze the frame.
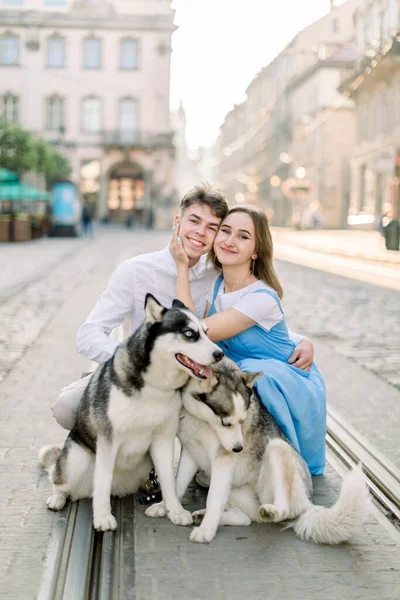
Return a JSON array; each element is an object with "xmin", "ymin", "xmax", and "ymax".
[{"xmin": 108, "ymin": 163, "xmax": 145, "ymax": 223}]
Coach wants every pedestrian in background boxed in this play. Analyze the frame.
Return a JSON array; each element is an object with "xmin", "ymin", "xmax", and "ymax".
[{"xmin": 81, "ymin": 203, "xmax": 94, "ymax": 239}]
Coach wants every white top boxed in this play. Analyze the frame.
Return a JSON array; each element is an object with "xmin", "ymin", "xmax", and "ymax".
[
  {"xmin": 207, "ymin": 280, "xmax": 284, "ymax": 332},
  {"xmin": 76, "ymin": 247, "xmax": 218, "ymax": 364}
]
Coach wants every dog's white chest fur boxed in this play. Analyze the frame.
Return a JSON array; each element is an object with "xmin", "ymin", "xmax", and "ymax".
[
  {"xmin": 179, "ymin": 412, "xmax": 223, "ymax": 472},
  {"xmin": 178, "ymin": 411, "xmax": 257, "ymax": 487},
  {"xmin": 108, "ymin": 385, "xmax": 181, "ymax": 470}
]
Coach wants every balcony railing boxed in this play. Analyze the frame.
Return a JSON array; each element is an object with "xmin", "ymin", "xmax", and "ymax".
[
  {"xmin": 102, "ymin": 130, "xmax": 174, "ymax": 149},
  {"xmin": 340, "ymin": 32, "xmax": 400, "ymax": 88}
]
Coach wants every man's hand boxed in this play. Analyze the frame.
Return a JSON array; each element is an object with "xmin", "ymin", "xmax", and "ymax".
[
  {"xmin": 170, "ymin": 223, "xmax": 190, "ymax": 266},
  {"xmin": 288, "ymin": 338, "xmax": 314, "ymax": 371}
]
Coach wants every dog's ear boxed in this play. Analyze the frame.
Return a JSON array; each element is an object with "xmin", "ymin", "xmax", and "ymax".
[
  {"xmin": 172, "ymin": 298, "xmax": 187, "ymax": 309},
  {"xmin": 241, "ymin": 371, "xmax": 263, "ymax": 388},
  {"xmin": 144, "ymin": 293, "xmax": 166, "ymax": 323}
]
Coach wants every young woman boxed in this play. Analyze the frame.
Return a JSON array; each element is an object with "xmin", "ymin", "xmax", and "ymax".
[{"xmin": 171, "ymin": 204, "xmax": 326, "ymax": 475}]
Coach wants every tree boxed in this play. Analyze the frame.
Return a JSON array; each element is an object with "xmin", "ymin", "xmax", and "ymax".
[
  {"xmin": 0, "ymin": 119, "xmax": 71, "ymax": 184},
  {"xmin": 0, "ymin": 119, "xmax": 35, "ymax": 175}
]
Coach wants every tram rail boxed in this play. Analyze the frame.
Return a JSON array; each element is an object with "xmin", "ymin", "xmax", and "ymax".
[
  {"xmin": 326, "ymin": 406, "xmax": 400, "ymax": 531},
  {"xmin": 38, "ymin": 404, "xmax": 400, "ymax": 599}
]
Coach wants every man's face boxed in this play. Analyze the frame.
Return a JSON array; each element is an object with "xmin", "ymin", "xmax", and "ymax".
[{"xmin": 176, "ymin": 203, "xmax": 222, "ymax": 266}]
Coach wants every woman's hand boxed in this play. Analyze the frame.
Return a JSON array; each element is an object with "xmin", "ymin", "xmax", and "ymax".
[
  {"xmin": 288, "ymin": 338, "xmax": 314, "ymax": 371},
  {"xmin": 170, "ymin": 223, "xmax": 190, "ymax": 267}
]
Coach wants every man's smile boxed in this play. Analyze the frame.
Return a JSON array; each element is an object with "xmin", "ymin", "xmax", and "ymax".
[{"xmin": 186, "ymin": 237, "xmax": 205, "ymax": 248}]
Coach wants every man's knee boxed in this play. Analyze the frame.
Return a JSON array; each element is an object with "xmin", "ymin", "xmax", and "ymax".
[
  {"xmin": 52, "ymin": 394, "xmax": 76, "ymax": 431},
  {"xmin": 52, "ymin": 374, "xmax": 91, "ymax": 431}
]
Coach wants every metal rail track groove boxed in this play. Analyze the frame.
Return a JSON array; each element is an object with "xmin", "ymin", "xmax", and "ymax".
[
  {"xmin": 326, "ymin": 405, "xmax": 400, "ymax": 530},
  {"xmin": 38, "ymin": 497, "xmax": 136, "ymax": 600}
]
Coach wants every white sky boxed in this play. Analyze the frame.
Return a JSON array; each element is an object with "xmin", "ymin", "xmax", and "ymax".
[{"xmin": 170, "ymin": 0, "xmax": 340, "ymax": 148}]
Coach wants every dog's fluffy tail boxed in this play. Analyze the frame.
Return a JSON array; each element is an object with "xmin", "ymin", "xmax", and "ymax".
[
  {"xmin": 291, "ymin": 467, "xmax": 370, "ymax": 544},
  {"xmin": 39, "ymin": 445, "xmax": 61, "ymax": 471}
]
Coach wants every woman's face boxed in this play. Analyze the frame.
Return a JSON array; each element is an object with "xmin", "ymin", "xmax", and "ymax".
[{"xmin": 213, "ymin": 212, "xmax": 257, "ymax": 268}]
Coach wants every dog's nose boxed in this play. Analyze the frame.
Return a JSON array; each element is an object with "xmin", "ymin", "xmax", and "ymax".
[
  {"xmin": 213, "ymin": 350, "xmax": 224, "ymax": 362},
  {"xmin": 232, "ymin": 445, "xmax": 243, "ymax": 453}
]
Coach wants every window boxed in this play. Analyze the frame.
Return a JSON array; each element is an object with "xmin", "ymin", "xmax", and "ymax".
[
  {"xmin": 360, "ymin": 102, "xmax": 369, "ymax": 139},
  {"xmin": 47, "ymin": 36, "xmax": 65, "ymax": 68},
  {"xmin": 396, "ymin": 81, "xmax": 400, "ymax": 124},
  {"xmin": 377, "ymin": 90, "xmax": 389, "ymax": 133},
  {"xmin": 119, "ymin": 98, "xmax": 138, "ymax": 141},
  {"xmin": 120, "ymin": 39, "xmax": 138, "ymax": 70},
  {"xmin": 82, "ymin": 97, "xmax": 102, "ymax": 132},
  {"xmin": 46, "ymin": 96, "xmax": 65, "ymax": 131},
  {"xmin": 1, "ymin": 35, "xmax": 19, "ymax": 66},
  {"xmin": 0, "ymin": 94, "xmax": 18, "ymax": 122},
  {"xmin": 2, "ymin": 0, "xmax": 23, "ymax": 5},
  {"xmin": 317, "ymin": 44, "xmax": 326, "ymax": 61},
  {"xmin": 332, "ymin": 19, "xmax": 340, "ymax": 33},
  {"xmin": 83, "ymin": 38, "xmax": 101, "ymax": 69}
]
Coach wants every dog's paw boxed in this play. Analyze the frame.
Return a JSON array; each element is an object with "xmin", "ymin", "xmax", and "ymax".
[
  {"xmin": 192, "ymin": 509, "xmax": 206, "ymax": 526},
  {"xmin": 145, "ymin": 501, "xmax": 166, "ymax": 519},
  {"xmin": 47, "ymin": 494, "xmax": 66, "ymax": 511},
  {"xmin": 167, "ymin": 508, "xmax": 193, "ymax": 526},
  {"xmin": 259, "ymin": 504, "xmax": 287, "ymax": 523},
  {"xmin": 190, "ymin": 526, "xmax": 215, "ymax": 544},
  {"xmin": 93, "ymin": 513, "xmax": 118, "ymax": 532}
]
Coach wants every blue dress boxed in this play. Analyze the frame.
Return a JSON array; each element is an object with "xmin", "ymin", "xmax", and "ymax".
[{"xmin": 209, "ymin": 277, "xmax": 326, "ymax": 475}]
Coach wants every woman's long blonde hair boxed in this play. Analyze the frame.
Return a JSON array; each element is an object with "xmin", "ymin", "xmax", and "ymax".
[{"xmin": 209, "ymin": 204, "xmax": 283, "ymax": 299}]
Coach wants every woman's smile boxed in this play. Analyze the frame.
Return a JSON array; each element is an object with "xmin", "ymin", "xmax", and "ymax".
[{"xmin": 220, "ymin": 247, "xmax": 237, "ymax": 254}]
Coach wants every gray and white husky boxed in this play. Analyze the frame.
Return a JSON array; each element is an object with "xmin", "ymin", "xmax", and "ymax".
[
  {"xmin": 147, "ymin": 357, "xmax": 369, "ymax": 544},
  {"xmin": 39, "ymin": 295, "xmax": 223, "ymax": 532}
]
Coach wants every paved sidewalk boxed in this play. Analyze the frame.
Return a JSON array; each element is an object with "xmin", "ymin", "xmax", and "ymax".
[
  {"xmin": 0, "ymin": 236, "xmax": 84, "ymax": 302},
  {"xmin": 1, "ymin": 228, "xmax": 399, "ymax": 599},
  {"xmin": 272, "ymin": 228, "xmax": 400, "ymax": 264}
]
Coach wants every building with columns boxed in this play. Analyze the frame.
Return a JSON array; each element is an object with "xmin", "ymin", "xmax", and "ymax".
[
  {"xmin": 340, "ymin": 0, "xmax": 400, "ymax": 227},
  {"xmin": 0, "ymin": 0, "xmax": 176, "ymax": 226}
]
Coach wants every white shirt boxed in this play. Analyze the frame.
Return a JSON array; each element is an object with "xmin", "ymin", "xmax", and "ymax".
[
  {"xmin": 76, "ymin": 247, "xmax": 218, "ymax": 364},
  {"xmin": 208, "ymin": 280, "xmax": 284, "ymax": 332}
]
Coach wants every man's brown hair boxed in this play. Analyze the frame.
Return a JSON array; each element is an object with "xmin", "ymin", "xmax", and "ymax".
[{"xmin": 179, "ymin": 183, "xmax": 228, "ymax": 219}]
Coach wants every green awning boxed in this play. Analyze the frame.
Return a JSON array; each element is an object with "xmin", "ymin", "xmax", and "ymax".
[
  {"xmin": 0, "ymin": 169, "xmax": 19, "ymax": 183},
  {"xmin": 0, "ymin": 183, "xmax": 49, "ymax": 201}
]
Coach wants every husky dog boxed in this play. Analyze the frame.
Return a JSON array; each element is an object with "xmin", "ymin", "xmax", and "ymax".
[
  {"xmin": 148, "ymin": 358, "xmax": 369, "ymax": 544},
  {"xmin": 39, "ymin": 295, "xmax": 223, "ymax": 532}
]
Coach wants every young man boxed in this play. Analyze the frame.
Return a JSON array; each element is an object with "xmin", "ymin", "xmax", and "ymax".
[{"xmin": 53, "ymin": 184, "xmax": 313, "ymax": 430}]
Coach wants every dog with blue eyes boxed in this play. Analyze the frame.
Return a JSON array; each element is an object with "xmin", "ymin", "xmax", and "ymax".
[{"xmin": 39, "ymin": 295, "xmax": 223, "ymax": 532}]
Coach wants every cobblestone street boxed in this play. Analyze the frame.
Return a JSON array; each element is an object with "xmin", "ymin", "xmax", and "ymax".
[
  {"xmin": 1, "ymin": 227, "xmax": 400, "ymax": 599},
  {"xmin": 0, "ymin": 228, "xmax": 170, "ymax": 385},
  {"xmin": 278, "ymin": 261, "xmax": 400, "ymax": 390}
]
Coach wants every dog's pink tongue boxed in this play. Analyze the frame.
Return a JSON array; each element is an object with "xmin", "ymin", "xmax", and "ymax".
[
  {"xmin": 202, "ymin": 366, "xmax": 213, "ymax": 379},
  {"xmin": 192, "ymin": 363, "xmax": 213, "ymax": 379}
]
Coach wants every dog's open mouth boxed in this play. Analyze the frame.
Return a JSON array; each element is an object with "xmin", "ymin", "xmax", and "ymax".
[{"xmin": 175, "ymin": 354, "xmax": 213, "ymax": 379}]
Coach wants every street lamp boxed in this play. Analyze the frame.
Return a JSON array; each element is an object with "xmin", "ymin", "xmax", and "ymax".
[
  {"xmin": 235, "ymin": 192, "xmax": 245, "ymax": 203},
  {"xmin": 279, "ymin": 152, "xmax": 292, "ymax": 164},
  {"xmin": 270, "ymin": 175, "xmax": 281, "ymax": 187},
  {"xmin": 295, "ymin": 167, "xmax": 306, "ymax": 180}
]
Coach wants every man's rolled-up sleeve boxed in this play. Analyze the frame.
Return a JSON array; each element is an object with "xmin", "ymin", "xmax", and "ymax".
[{"xmin": 76, "ymin": 261, "xmax": 136, "ymax": 363}]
